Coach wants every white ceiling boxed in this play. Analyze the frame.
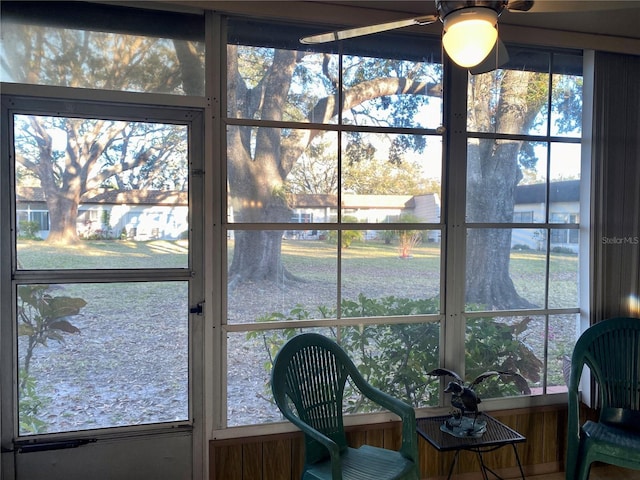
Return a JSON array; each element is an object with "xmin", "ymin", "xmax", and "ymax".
[
  {"xmin": 321, "ymin": 1, "xmax": 640, "ymax": 40},
  {"xmin": 159, "ymin": 0, "xmax": 640, "ymax": 50}
]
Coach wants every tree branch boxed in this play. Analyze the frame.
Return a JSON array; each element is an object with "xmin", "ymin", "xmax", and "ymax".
[{"xmin": 279, "ymin": 77, "xmax": 443, "ymax": 175}]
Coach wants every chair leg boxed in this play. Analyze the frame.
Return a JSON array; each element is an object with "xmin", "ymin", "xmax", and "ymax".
[{"xmin": 576, "ymin": 458, "xmax": 591, "ymax": 480}]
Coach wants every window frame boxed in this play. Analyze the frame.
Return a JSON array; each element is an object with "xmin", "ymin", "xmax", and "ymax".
[
  {"xmin": 0, "ymin": 4, "xmax": 592, "ymax": 446},
  {"xmin": 1, "ymin": 87, "xmax": 207, "ymax": 476},
  {"xmin": 451, "ymin": 49, "xmax": 585, "ymax": 407},
  {"xmin": 220, "ymin": 26, "xmax": 447, "ymax": 429},
  {"xmin": 219, "ymin": 20, "xmax": 587, "ymax": 431}
]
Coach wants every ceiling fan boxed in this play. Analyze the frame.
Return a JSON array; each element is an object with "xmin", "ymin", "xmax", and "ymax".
[{"xmin": 298, "ymin": 1, "xmax": 566, "ymax": 73}]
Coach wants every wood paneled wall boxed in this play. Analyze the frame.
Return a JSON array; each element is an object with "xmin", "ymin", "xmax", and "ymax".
[{"xmin": 210, "ymin": 404, "xmax": 574, "ymax": 479}]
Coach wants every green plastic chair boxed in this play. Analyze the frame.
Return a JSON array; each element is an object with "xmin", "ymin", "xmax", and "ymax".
[
  {"xmin": 271, "ymin": 333, "xmax": 419, "ymax": 480},
  {"xmin": 566, "ymin": 317, "xmax": 640, "ymax": 480}
]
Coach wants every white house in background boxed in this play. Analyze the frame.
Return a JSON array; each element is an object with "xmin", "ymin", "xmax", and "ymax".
[
  {"xmin": 512, "ymin": 180, "xmax": 580, "ymax": 253},
  {"xmin": 16, "ymin": 187, "xmax": 189, "ymax": 241},
  {"xmin": 285, "ymin": 193, "xmax": 441, "ymax": 241},
  {"xmin": 286, "ymin": 192, "xmax": 441, "ymax": 224},
  {"xmin": 285, "ymin": 193, "xmax": 419, "ymax": 223},
  {"xmin": 16, "ymin": 181, "xmax": 578, "ymax": 250}
]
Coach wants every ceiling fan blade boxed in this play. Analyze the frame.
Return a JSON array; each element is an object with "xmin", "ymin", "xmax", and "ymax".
[
  {"xmin": 300, "ymin": 15, "xmax": 438, "ymax": 44},
  {"xmin": 506, "ymin": 0, "xmax": 535, "ymax": 12},
  {"xmin": 469, "ymin": 38, "xmax": 510, "ymax": 75},
  {"xmin": 509, "ymin": 0, "xmax": 638, "ymax": 13}
]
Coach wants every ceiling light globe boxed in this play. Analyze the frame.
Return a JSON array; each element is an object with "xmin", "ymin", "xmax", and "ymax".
[{"xmin": 442, "ymin": 7, "xmax": 498, "ymax": 68}]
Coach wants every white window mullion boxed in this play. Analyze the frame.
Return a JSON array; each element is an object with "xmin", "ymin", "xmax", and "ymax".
[
  {"xmin": 208, "ymin": 11, "xmax": 226, "ymax": 436},
  {"xmin": 442, "ymin": 61, "xmax": 469, "ymax": 391}
]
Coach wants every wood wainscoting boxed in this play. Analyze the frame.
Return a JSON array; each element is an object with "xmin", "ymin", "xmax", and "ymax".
[{"xmin": 210, "ymin": 404, "xmax": 571, "ymax": 480}]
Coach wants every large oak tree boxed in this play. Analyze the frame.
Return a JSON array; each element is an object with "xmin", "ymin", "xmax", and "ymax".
[
  {"xmin": 226, "ymin": 45, "xmax": 441, "ymax": 289},
  {"xmin": 466, "ymin": 71, "xmax": 549, "ymax": 309},
  {"xmin": 7, "ymin": 24, "xmax": 196, "ymax": 244},
  {"xmin": 7, "ymin": 15, "xmax": 579, "ymax": 310}
]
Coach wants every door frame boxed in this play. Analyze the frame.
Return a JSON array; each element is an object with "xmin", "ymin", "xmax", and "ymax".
[{"xmin": 0, "ymin": 89, "xmax": 206, "ymax": 480}]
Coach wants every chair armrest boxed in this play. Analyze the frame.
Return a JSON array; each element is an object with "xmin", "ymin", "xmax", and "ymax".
[{"xmin": 356, "ymin": 381, "xmax": 418, "ymax": 462}]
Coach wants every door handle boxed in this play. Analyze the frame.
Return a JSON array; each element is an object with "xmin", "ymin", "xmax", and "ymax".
[
  {"xmin": 189, "ymin": 302, "xmax": 204, "ymax": 315},
  {"xmin": 16, "ymin": 438, "xmax": 97, "ymax": 453}
]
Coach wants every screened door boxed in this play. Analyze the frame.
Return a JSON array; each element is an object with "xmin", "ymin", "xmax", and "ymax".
[{"xmin": 1, "ymin": 97, "xmax": 204, "ymax": 480}]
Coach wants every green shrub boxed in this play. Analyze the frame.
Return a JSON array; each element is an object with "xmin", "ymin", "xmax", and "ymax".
[
  {"xmin": 18, "ymin": 371, "xmax": 48, "ymax": 434},
  {"xmin": 465, "ymin": 316, "xmax": 543, "ymax": 398},
  {"xmin": 551, "ymin": 246, "xmax": 576, "ymax": 255},
  {"xmin": 325, "ymin": 215, "xmax": 364, "ymax": 248},
  {"xmin": 379, "ymin": 230, "xmax": 396, "ymax": 245},
  {"xmin": 17, "ymin": 284, "xmax": 86, "ymax": 432},
  {"xmin": 18, "ymin": 220, "xmax": 41, "ymax": 240},
  {"xmin": 249, "ymin": 294, "xmax": 541, "ymax": 412}
]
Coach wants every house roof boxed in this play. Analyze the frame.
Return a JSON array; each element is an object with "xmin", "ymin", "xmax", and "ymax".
[
  {"xmin": 290, "ymin": 193, "xmax": 416, "ymax": 209},
  {"xmin": 17, "ymin": 182, "xmax": 578, "ymax": 209},
  {"xmin": 515, "ymin": 180, "xmax": 580, "ymax": 204},
  {"xmin": 290, "ymin": 193, "xmax": 338, "ymax": 208},
  {"xmin": 86, "ymin": 189, "xmax": 188, "ymax": 205},
  {"xmin": 15, "ymin": 186, "xmax": 46, "ymax": 202},
  {"xmin": 16, "ymin": 187, "xmax": 188, "ymax": 205},
  {"xmin": 342, "ymin": 194, "xmax": 414, "ymax": 209}
]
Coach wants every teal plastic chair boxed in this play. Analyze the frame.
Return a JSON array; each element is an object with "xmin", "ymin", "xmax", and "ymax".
[
  {"xmin": 271, "ymin": 333, "xmax": 419, "ymax": 480},
  {"xmin": 566, "ymin": 317, "xmax": 640, "ymax": 480}
]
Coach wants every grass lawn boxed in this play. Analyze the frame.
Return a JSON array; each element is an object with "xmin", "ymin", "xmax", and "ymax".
[
  {"xmin": 510, "ymin": 249, "xmax": 579, "ymax": 308},
  {"xmin": 282, "ymin": 238, "xmax": 441, "ymax": 282},
  {"xmin": 17, "ymin": 239, "xmax": 189, "ymax": 270},
  {"xmin": 15, "ymin": 238, "xmax": 578, "ymax": 431},
  {"xmin": 17, "ymin": 237, "xmax": 577, "ymax": 312}
]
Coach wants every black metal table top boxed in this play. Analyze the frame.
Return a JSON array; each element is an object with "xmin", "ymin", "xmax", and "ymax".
[{"xmin": 416, "ymin": 414, "xmax": 526, "ymax": 452}]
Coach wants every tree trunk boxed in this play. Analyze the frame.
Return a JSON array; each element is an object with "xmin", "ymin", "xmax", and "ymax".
[
  {"xmin": 225, "ymin": 47, "xmax": 443, "ymax": 290},
  {"xmin": 45, "ymin": 192, "xmax": 81, "ymax": 244},
  {"xmin": 173, "ymin": 40, "xmax": 204, "ymax": 96},
  {"xmin": 465, "ymin": 70, "xmax": 546, "ymax": 310},
  {"xmin": 465, "ymin": 230, "xmax": 537, "ymax": 309},
  {"xmin": 465, "ymin": 140, "xmax": 536, "ymax": 309},
  {"xmin": 228, "ymin": 231, "xmax": 284, "ymax": 289},
  {"xmin": 227, "ymin": 198, "xmax": 303, "ymax": 290}
]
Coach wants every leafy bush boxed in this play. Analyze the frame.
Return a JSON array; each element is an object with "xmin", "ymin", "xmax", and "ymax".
[
  {"xmin": 18, "ymin": 220, "xmax": 41, "ymax": 240},
  {"xmin": 551, "ymin": 246, "xmax": 576, "ymax": 255},
  {"xmin": 17, "ymin": 284, "xmax": 86, "ymax": 431},
  {"xmin": 81, "ymin": 229, "xmax": 113, "ymax": 240},
  {"xmin": 249, "ymin": 294, "xmax": 542, "ymax": 412},
  {"xmin": 18, "ymin": 371, "xmax": 47, "ymax": 434},
  {"xmin": 396, "ymin": 213, "xmax": 422, "ymax": 258},
  {"xmin": 328, "ymin": 229, "xmax": 363, "ymax": 248},
  {"xmin": 325, "ymin": 215, "xmax": 363, "ymax": 248},
  {"xmin": 379, "ymin": 230, "xmax": 395, "ymax": 245},
  {"xmin": 465, "ymin": 316, "xmax": 543, "ymax": 398}
]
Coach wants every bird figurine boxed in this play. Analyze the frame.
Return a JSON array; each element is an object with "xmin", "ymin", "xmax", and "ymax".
[
  {"xmin": 443, "ymin": 380, "xmax": 481, "ymax": 418},
  {"xmin": 428, "ymin": 367, "xmax": 530, "ymax": 435}
]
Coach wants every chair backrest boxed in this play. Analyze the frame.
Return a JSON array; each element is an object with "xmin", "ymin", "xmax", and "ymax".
[
  {"xmin": 271, "ymin": 333, "xmax": 358, "ymax": 464},
  {"xmin": 569, "ymin": 317, "xmax": 640, "ymax": 430}
]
